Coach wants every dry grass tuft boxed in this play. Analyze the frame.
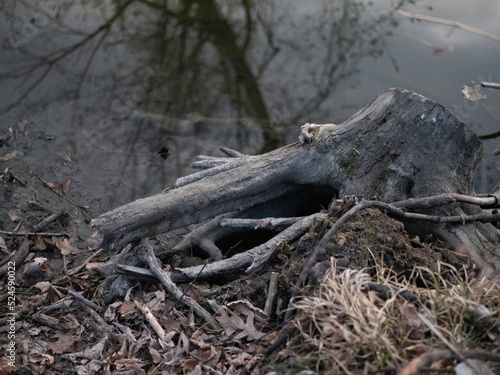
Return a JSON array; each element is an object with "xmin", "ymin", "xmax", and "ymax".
[{"xmin": 292, "ymin": 259, "xmax": 500, "ymax": 374}]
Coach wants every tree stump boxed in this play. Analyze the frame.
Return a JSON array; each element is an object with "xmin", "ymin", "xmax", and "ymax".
[{"xmin": 89, "ymin": 88, "xmax": 500, "ymax": 272}]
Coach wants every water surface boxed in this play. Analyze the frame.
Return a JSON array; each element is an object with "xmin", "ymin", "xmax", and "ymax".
[{"xmin": 1, "ymin": 0, "xmax": 499, "ymax": 218}]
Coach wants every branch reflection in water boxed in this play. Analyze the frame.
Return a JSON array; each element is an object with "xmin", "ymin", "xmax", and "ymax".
[{"xmin": 0, "ymin": 0, "xmax": 411, "ymax": 211}]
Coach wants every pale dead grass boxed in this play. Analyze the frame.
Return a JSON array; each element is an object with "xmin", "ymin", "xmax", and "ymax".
[{"xmin": 292, "ymin": 259, "xmax": 500, "ymax": 374}]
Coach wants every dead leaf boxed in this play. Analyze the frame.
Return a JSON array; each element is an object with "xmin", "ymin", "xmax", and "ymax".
[
  {"xmin": 158, "ymin": 315, "xmax": 181, "ymax": 332},
  {"xmin": 45, "ymin": 180, "xmax": 71, "ymax": 195},
  {"xmin": 145, "ymin": 290, "xmax": 166, "ymax": 312},
  {"xmin": 85, "ymin": 262, "xmax": 103, "ymax": 271},
  {"xmin": 0, "ymin": 150, "xmax": 23, "ymax": 161},
  {"xmin": 227, "ymin": 300, "xmax": 268, "ymax": 327},
  {"xmin": 149, "ymin": 347, "xmax": 163, "ymax": 364},
  {"xmin": 228, "ymin": 351, "xmax": 253, "ymax": 367},
  {"xmin": 111, "ymin": 338, "xmax": 128, "ymax": 361},
  {"xmin": 216, "ymin": 307, "xmax": 264, "ymax": 341},
  {"xmin": 58, "ymin": 314, "xmax": 81, "ymax": 330},
  {"xmin": 46, "ymin": 284, "xmax": 64, "ymax": 303},
  {"xmin": 8, "ymin": 209, "xmax": 22, "ymax": 222},
  {"xmin": 118, "ymin": 300, "xmax": 136, "ymax": 314},
  {"xmin": 191, "ymin": 346, "xmax": 217, "ymax": 362},
  {"xmin": 195, "ymin": 281, "xmax": 211, "ymax": 291},
  {"xmin": 204, "ymin": 346, "xmax": 223, "ymax": 368},
  {"xmin": 118, "ymin": 300, "xmax": 138, "ymax": 320},
  {"xmin": 69, "ymin": 337, "xmax": 106, "ymax": 361},
  {"xmin": 29, "ymin": 352, "xmax": 55, "ymax": 365},
  {"xmin": 104, "ymin": 301, "xmax": 122, "ymax": 322},
  {"xmin": 47, "ymin": 333, "xmax": 79, "ymax": 354},
  {"xmin": 113, "ymin": 358, "xmax": 145, "ymax": 374},
  {"xmin": 176, "ymin": 331, "xmax": 190, "ymax": 356},
  {"xmin": 181, "ymin": 358, "xmax": 198, "ymax": 373},
  {"xmin": 129, "ymin": 335, "xmax": 152, "ymax": 359},
  {"xmin": 55, "ymin": 238, "xmax": 81, "ymax": 255},
  {"xmin": 33, "ymin": 281, "xmax": 51, "ymax": 293},
  {"xmin": 400, "ymin": 303, "xmax": 423, "ymax": 330},
  {"xmin": 76, "ymin": 360, "xmax": 102, "ymax": 375},
  {"xmin": 0, "ymin": 356, "xmax": 18, "ymax": 375},
  {"xmin": 462, "ymin": 82, "xmax": 487, "ymax": 102},
  {"xmin": 32, "ymin": 235, "xmax": 47, "ymax": 251}
]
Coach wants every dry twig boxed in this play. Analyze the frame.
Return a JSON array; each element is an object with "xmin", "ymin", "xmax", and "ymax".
[
  {"xmin": 134, "ymin": 299, "xmax": 167, "ymax": 342},
  {"xmin": 138, "ymin": 239, "xmax": 220, "ymax": 330},
  {"xmin": 0, "ymin": 237, "xmax": 29, "ymax": 278}
]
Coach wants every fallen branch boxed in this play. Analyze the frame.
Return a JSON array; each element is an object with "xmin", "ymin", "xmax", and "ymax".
[
  {"xmin": 67, "ymin": 288, "xmax": 110, "ymax": 333},
  {"xmin": 39, "ymin": 298, "xmax": 73, "ymax": 315},
  {"xmin": 393, "ymin": 192, "xmax": 500, "ymax": 210},
  {"xmin": 61, "ymin": 336, "xmax": 109, "ymax": 362},
  {"xmin": 31, "ymin": 312, "xmax": 74, "ymax": 331},
  {"xmin": 113, "ymin": 212, "xmax": 326, "ymax": 285},
  {"xmin": 174, "ymin": 212, "xmax": 327, "ymax": 281},
  {"xmin": 170, "ymin": 213, "xmax": 235, "ymax": 261},
  {"xmin": 219, "ymin": 217, "xmax": 304, "ymax": 231},
  {"xmin": 481, "ymin": 82, "xmax": 500, "ymax": 90},
  {"xmin": 0, "ymin": 230, "xmax": 66, "ymax": 236},
  {"xmin": 67, "ymin": 288, "xmax": 101, "ymax": 312},
  {"xmin": 0, "ymin": 237, "xmax": 29, "ymax": 278},
  {"xmin": 189, "ymin": 147, "xmax": 248, "ymax": 170},
  {"xmin": 137, "ymin": 239, "xmax": 220, "ymax": 330},
  {"xmin": 174, "ymin": 155, "xmax": 251, "ymax": 187},
  {"xmin": 164, "ymin": 260, "xmax": 210, "ymax": 317},
  {"xmin": 397, "ymin": 10, "xmax": 500, "ymax": 43},
  {"xmin": 134, "ymin": 299, "xmax": 168, "ymax": 342},
  {"xmin": 32, "ymin": 209, "xmax": 67, "ymax": 233},
  {"xmin": 54, "ymin": 249, "xmax": 105, "ymax": 285}
]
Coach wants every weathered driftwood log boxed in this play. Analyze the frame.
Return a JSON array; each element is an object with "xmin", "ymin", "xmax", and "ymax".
[{"xmin": 89, "ymin": 88, "xmax": 500, "ymax": 270}]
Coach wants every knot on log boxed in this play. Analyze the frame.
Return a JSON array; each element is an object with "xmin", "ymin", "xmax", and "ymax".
[{"xmin": 299, "ymin": 122, "xmax": 337, "ymax": 144}]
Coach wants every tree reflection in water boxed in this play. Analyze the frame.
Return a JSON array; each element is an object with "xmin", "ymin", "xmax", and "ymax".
[{"xmin": 0, "ymin": 0, "xmax": 408, "ymax": 209}]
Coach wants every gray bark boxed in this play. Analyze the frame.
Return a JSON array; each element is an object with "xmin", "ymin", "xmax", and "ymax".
[{"xmin": 89, "ymin": 88, "xmax": 500, "ymax": 270}]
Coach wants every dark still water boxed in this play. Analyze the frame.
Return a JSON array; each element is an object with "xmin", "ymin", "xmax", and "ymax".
[{"xmin": 1, "ymin": 0, "xmax": 499, "ymax": 216}]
